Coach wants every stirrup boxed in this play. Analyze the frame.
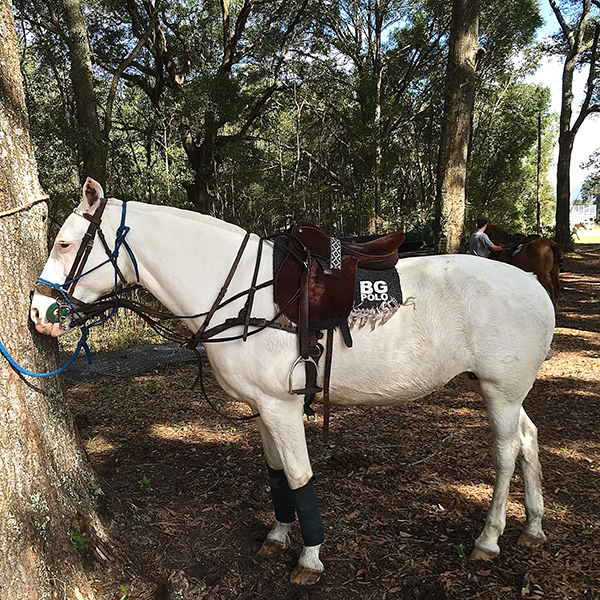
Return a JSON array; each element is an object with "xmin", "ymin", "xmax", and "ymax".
[{"xmin": 288, "ymin": 356, "xmax": 322, "ymax": 395}]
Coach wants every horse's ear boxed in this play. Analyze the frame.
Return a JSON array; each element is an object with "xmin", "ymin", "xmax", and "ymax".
[{"xmin": 82, "ymin": 178, "xmax": 104, "ymax": 212}]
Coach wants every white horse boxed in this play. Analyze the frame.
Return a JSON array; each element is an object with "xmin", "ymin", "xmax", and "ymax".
[{"xmin": 31, "ymin": 179, "xmax": 555, "ymax": 585}]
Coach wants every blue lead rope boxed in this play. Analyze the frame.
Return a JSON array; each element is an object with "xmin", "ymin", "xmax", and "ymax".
[
  {"xmin": 0, "ymin": 325, "xmax": 92, "ymax": 378},
  {"xmin": 1, "ymin": 200, "xmax": 136, "ymax": 378}
]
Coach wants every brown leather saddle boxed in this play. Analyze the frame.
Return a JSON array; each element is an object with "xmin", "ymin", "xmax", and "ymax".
[
  {"xmin": 274, "ymin": 221, "xmax": 405, "ymax": 334},
  {"xmin": 273, "ymin": 221, "xmax": 404, "ymax": 439}
]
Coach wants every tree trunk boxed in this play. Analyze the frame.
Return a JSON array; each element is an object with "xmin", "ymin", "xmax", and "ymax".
[
  {"xmin": 555, "ymin": 47, "xmax": 578, "ymax": 248},
  {"xmin": 536, "ymin": 111, "xmax": 542, "ymax": 233},
  {"xmin": 0, "ymin": 2, "xmax": 108, "ymax": 596},
  {"xmin": 549, "ymin": 0, "xmax": 600, "ymax": 250},
  {"xmin": 60, "ymin": 0, "xmax": 107, "ymax": 187},
  {"xmin": 371, "ymin": 0, "xmax": 384, "ymax": 233},
  {"xmin": 434, "ymin": 0, "xmax": 480, "ymax": 254},
  {"xmin": 180, "ymin": 112, "xmax": 218, "ymax": 213}
]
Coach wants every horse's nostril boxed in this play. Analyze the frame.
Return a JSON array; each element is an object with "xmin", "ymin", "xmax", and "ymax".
[{"xmin": 31, "ymin": 307, "xmax": 40, "ymax": 321}]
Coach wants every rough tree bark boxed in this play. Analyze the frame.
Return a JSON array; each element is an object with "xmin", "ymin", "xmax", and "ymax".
[
  {"xmin": 0, "ymin": 1, "xmax": 110, "ymax": 596},
  {"xmin": 434, "ymin": 0, "xmax": 480, "ymax": 254}
]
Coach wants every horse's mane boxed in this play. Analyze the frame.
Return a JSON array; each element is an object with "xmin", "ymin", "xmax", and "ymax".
[{"xmin": 119, "ymin": 199, "xmax": 248, "ymax": 237}]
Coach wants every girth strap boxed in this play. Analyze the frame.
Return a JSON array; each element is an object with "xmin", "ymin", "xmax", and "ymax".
[{"xmin": 322, "ymin": 329, "xmax": 334, "ymax": 442}]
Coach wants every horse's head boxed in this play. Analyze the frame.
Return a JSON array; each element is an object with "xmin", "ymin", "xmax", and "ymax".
[{"xmin": 30, "ymin": 178, "xmax": 122, "ymax": 336}]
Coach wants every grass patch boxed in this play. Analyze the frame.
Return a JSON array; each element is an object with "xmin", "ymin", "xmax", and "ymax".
[
  {"xmin": 58, "ymin": 309, "xmax": 165, "ymax": 355},
  {"xmin": 574, "ymin": 225, "xmax": 600, "ymax": 244}
]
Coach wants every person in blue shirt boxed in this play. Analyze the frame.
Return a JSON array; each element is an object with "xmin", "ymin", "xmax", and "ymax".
[{"xmin": 469, "ymin": 217, "xmax": 506, "ymax": 257}]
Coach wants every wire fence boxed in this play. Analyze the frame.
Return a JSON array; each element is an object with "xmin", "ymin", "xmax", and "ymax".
[{"xmin": 57, "ymin": 290, "xmax": 196, "ymax": 382}]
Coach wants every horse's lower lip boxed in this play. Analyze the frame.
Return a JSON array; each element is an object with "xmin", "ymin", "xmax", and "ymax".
[{"xmin": 35, "ymin": 322, "xmax": 66, "ymax": 337}]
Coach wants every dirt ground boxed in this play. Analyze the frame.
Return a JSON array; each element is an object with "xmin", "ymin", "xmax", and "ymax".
[{"xmin": 66, "ymin": 246, "xmax": 600, "ymax": 600}]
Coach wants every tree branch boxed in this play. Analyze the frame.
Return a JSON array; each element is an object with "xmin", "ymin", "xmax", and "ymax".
[
  {"xmin": 105, "ymin": 20, "xmax": 155, "ymax": 134},
  {"xmin": 572, "ymin": 21, "xmax": 600, "ymax": 136},
  {"xmin": 548, "ymin": 0, "xmax": 573, "ymax": 47},
  {"xmin": 237, "ymin": 0, "xmax": 309, "ymax": 138}
]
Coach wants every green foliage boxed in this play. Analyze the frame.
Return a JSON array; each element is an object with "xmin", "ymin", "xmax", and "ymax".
[
  {"xmin": 469, "ymin": 79, "xmax": 556, "ymax": 233},
  {"xmin": 138, "ymin": 475, "xmax": 151, "ymax": 493},
  {"xmin": 15, "ymin": 0, "xmax": 556, "ymax": 238},
  {"xmin": 69, "ymin": 520, "xmax": 88, "ymax": 552}
]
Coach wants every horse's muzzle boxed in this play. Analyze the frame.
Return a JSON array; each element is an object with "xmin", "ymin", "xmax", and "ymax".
[{"xmin": 30, "ymin": 289, "xmax": 83, "ymax": 336}]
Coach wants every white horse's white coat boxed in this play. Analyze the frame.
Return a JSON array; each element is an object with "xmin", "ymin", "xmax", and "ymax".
[{"xmin": 31, "ymin": 185, "xmax": 555, "ymax": 583}]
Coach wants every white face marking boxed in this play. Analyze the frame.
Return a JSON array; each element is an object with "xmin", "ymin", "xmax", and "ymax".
[
  {"xmin": 31, "ymin": 178, "xmax": 113, "ymax": 336},
  {"xmin": 30, "ymin": 210, "xmax": 88, "ymax": 336}
]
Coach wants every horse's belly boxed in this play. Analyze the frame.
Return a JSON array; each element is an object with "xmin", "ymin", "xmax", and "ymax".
[{"xmin": 325, "ymin": 335, "xmax": 460, "ymax": 406}]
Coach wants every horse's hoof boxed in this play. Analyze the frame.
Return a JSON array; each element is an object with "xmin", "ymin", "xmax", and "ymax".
[
  {"xmin": 290, "ymin": 565, "xmax": 323, "ymax": 585},
  {"xmin": 258, "ymin": 538, "xmax": 288, "ymax": 557},
  {"xmin": 518, "ymin": 531, "xmax": 547, "ymax": 547},
  {"xmin": 469, "ymin": 546, "xmax": 499, "ymax": 561}
]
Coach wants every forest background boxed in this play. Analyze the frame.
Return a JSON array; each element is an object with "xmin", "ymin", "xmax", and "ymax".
[{"xmin": 12, "ymin": 0, "xmax": 600, "ymax": 244}]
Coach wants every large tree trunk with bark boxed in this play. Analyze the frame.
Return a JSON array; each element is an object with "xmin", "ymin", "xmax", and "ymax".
[
  {"xmin": 180, "ymin": 112, "xmax": 219, "ymax": 214},
  {"xmin": 60, "ymin": 0, "xmax": 107, "ymax": 187},
  {"xmin": 556, "ymin": 89, "xmax": 575, "ymax": 249},
  {"xmin": 0, "ymin": 2, "xmax": 109, "ymax": 596},
  {"xmin": 434, "ymin": 0, "xmax": 480, "ymax": 254},
  {"xmin": 549, "ymin": 0, "xmax": 600, "ymax": 250}
]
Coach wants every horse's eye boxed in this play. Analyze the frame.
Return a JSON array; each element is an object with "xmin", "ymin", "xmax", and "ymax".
[{"xmin": 58, "ymin": 242, "xmax": 70, "ymax": 250}]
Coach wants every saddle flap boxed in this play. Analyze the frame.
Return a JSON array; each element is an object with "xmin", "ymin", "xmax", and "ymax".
[{"xmin": 275, "ymin": 250, "xmax": 358, "ymax": 330}]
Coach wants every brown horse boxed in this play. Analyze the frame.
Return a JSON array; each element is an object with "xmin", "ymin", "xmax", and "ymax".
[{"xmin": 485, "ymin": 223, "xmax": 563, "ymax": 308}]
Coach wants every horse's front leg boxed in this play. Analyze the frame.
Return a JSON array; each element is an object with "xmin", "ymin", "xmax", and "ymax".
[{"xmin": 255, "ymin": 406, "xmax": 324, "ymax": 585}]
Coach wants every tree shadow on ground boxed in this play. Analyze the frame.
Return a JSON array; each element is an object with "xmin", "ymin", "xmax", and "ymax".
[{"xmin": 68, "ymin": 364, "xmax": 600, "ymax": 600}]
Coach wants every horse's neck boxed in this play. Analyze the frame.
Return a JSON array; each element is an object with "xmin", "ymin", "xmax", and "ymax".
[
  {"xmin": 488, "ymin": 224, "xmax": 510, "ymax": 244},
  {"xmin": 117, "ymin": 202, "xmax": 269, "ymax": 321}
]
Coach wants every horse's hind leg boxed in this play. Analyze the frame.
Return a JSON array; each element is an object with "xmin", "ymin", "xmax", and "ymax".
[
  {"xmin": 517, "ymin": 408, "xmax": 546, "ymax": 547},
  {"xmin": 550, "ymin": 265, "xmax": 560, "ymax": 307},
  {"xmin": 471, "ymin": 386, "xmax": 524, "ymax": 560},
  {"xmin": 536, "ymin": 268, "xmax": 556, "ymax": 307}
]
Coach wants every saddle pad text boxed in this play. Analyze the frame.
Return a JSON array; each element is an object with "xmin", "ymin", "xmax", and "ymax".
[{"xmin": 354, "ymin": 268, "xmax": 402, "ymax": 310}]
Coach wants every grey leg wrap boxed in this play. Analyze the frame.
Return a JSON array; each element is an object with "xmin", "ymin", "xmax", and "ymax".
[
  {"xmin": 267, "ymin": 467, "xmax": 295, "ymax": 524},
  {"xmin": 290, "ymin": 478, "xmax": 324, "ymax": 547}
]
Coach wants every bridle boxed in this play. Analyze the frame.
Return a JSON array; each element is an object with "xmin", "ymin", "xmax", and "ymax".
[
  {"xmin": 64, "ymin": 197, "xmax": 128, "ymax": 297},
  {"xmin": 35, "ymin": 198, "xmax": 139, "ymax": 329}
]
